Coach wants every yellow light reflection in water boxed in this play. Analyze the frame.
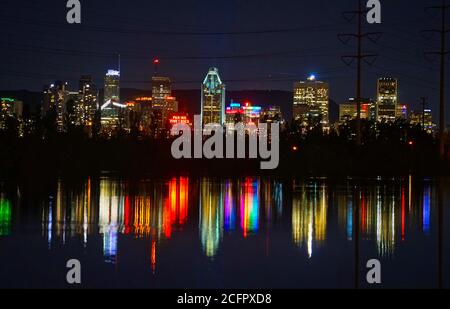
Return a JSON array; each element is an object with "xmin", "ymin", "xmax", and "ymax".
[
  {"xmin": 99, "ymin": 179, "xmax": 125, "ymax": 264},
  {"xmin": 199, "ymin": 180, "xmax": 223, "ymax": 258},
  {"xmin": 292, "ymin": 183, "xmax": 327, "ymax": 258}
]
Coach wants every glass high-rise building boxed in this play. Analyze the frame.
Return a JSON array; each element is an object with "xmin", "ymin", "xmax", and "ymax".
[
  {"xmin": 339, "ymin": 98, "xmax": 376, "ymax": 123},
  {"xmin": 293, "ymin": 75, "xmax": 329, "ymax": 130},
  {"xmin": 78, "ymin": 75, "xmax": 99, "ymax": 128},
  {"xmin": 42, "ymin": 81, "xmax": 69, "ymax": 132},
  {"xmin": 152, "ymin": 76, "xmax": 178, "ymax": 137},
  {"xmin": 260, "ymin": 106, "xmax": 284, "ymax": 124},
  {"xmin": 376, "ymin": 77, "xmax": 398, "ymax": 122},
  {"xmin": 0, "ymin": 97, "xmax": 23, "ymax": 130},
  {"xmin": 101, "ymin": 70, "xmax": 125, "ymax": 136},
  {"xmin": 104, "ymin": 70, "xmax": 120, "ymax": 105},
  {"xmin": 201, "ymin": 67, "xmax": 225, "ymax": 126},
  {"xmin": 409, "ymin": 109, "xmax": 435, "ymax": 134}
]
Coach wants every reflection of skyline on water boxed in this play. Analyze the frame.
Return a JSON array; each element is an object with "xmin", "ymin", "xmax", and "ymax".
[
  {"xmin": 292, "ymin": 182, "xmax": 327, "ymax": 258},
  {"xmin": 0, "ymin": 176, "xmax": 442, "ymax": 270}
]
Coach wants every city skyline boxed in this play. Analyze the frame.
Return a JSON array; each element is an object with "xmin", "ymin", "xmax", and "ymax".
[
  {"xmin": 0, "ymin": 0, "xmax": 449, "ymax": 120},
  {"xmin": 1, "ymin": 0, "xmax": 450, "ymax": 292}
]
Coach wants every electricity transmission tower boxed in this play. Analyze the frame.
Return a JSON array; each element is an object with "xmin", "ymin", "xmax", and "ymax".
[
  {"xmin": 338, "ymin": 0, "xmax": 380, "ymax": 147},
  {"xmin": 424, "ymin": 0, "xmax": 449, "ymax": 159}
]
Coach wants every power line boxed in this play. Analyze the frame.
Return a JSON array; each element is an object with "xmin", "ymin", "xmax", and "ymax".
[
  {"xmin": 0, "ymin": 42, "xmax": 345, "ymax": 61},
  {"xmin": 338, "ymin": 0, "xmax": 381, "ymax": 147},
  {"xmin": 0, "ymin": 15, "xmax": 344, "ymax": 36},
  {"xmin": 424, "ymin": 0, "xmax": 450, "ymax": 159}
]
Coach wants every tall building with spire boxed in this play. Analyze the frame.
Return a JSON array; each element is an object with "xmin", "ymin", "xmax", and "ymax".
[
  {"xmin": 101, "ymin": 70, "xmax": 125, "ymax": 136},
  {"xmin": 201, "ymin": 67, "xmax": 226, "ymax": 126},
  {"xmin": 103, "ymin": 70, "xmax": 120, "ymax": 105}
]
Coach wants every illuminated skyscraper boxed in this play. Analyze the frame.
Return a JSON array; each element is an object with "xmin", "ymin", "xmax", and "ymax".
[
  {"xmin": 225, "ymin": 101, "xmax": 261, "ymax": 126},
  {"xmin": 339, "ymin": 98, "xmax": 375, "ymax": 122},
  {"xmin": 104, "ymin": 70, "xmax": 120, "ymax": 105},
  {"xmin": 409, "ymin": 109, "xmax": 435, "ymax": 133},
  {"xmin": 42, "ymin": 81, "xmax": 69, "ymax": 132},
  {"xmin": 225, "ymin": 101, "xmax": 244, "ymax": 125},
  {"xmin": 260, "ymin": 106, "xmax": 284, "ymax": 124},
  {"xmin": 126, "ymin": 97, "xmax": 153, "ymax": 137},
  {"xmin": 201, "ymin": 67, "xmax": 226, "ymax": 126},
  {"xmin": 78, "ymin": 75, "xmax": 99, "ymax": 128},
  {"xmin": 101, "ymin": 70, "xmax": 126, "ymax": 136},
  {"xmin": 293, "ymin": 75, "xmax": 329, "ymax": 130},
  {"xmin": 152, "ymin": 76, "xmax": 171, "ymax": 104},
  {"xmin": 376, "ymin": 78, "xmax": 398, "ymax": 122},
  {"xmin": 151, "ymin": 76, "xmax": 178, "ymax": 137},
  {"xmin": 396, "ymin": 104, "xmax": 408, "ymax": 120},
  {"xmin": 0, "ymin": 97, "xmax": 23, "ymax": 130}
]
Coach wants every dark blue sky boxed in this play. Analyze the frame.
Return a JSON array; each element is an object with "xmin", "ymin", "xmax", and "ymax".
[{"xmin": 0, "ymin": 0, "xmax": 448, "ymax": 119}]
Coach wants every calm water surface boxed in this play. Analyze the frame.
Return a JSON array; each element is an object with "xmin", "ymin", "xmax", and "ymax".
[{"xmin": 0, "ymin": 176, "xmax": 448, "ymax": 288}]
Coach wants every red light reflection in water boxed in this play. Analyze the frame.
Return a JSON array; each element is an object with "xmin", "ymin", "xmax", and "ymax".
[
  {"xmin": 361, "ymin": 192, "xmax": 366, "ymax": 235},
  {"xmin": 164, "ymin": 177, "xmax": 189, "ymax": 238},
  {"xmin": 151, "ymin": 240, "xmax": 156, "ymax": 274},
  {"xmin": 401, "ymin": 184, "xmax": 406, "ymax": 241},
  {"xmin": 124, "ymin": 196, "xmax": 131, "ymax": 235}
]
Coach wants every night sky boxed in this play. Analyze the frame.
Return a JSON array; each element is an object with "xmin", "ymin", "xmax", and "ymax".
[{"xmin": 0, "ymin": 0, "xmax": 448, "ymax": 120}]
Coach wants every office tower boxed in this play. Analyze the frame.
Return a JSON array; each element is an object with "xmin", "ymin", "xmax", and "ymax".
[
  {"xmin": 242, "ymin": 102, "xmax": 262, "ymax": 125},
  {"xmin": 42, "ymin": 85, "xmax": 55, "ymax": 116},
  {"xmin": 225, "ymin": 102, "xmax": 244, "ymax": 125},
  {"xmin": 293, "ymin": 75, "xmax": 329, "ymax": 130},
  {"xmin": 201, "ymin": 67, "xmax": 226, "ymax": 126},
  {"xmin": 66, "ymin": 91, "xmax": 80, "ymax": 127},
  {"xmin": 42, "ymin": 81, "xmax": 69, "ymax": 132},
  {"xmin": 126, "ymin": 97, "xmax": 153, "ymax": 137},
  {"xmin": 78, "ymin": 75, "xmax": 99, "ymax": 128},
  {"xmin": 104, "ymin": 70, "xmax": 120, "ymax": 105},
  {"xmin": 376, "ymin": 78, "xmax": 398, "ymax": 122},
  {"xmin": 101, "ymin": 70, "xmax": 125, "ymax": 136},
  {"xmin": 225, "ymin": 101, "xmax": 262, "ymax": 126},
  {"xmin": 100, "ymin": 102, "xmax": 127, "ymax": 136},
  {"xmin": 260, "ymin": 106, "xmax": 284, "ymax": 124},
  {"xmin": 339, "ymin": 98, "xmax": 376, "ymax": 122},
  {"xmin": 151, "ymin": 76, "xmax": 178, "ymax": 137},
  {"xmin": 409, "ymin": 109, "xmax": 435, "ymax": 134},
  {"xmin": 396, "ymin": 104, "xmax": 408, "ymax": 120},
  {"xmin": 0, "ymin": 97, "xmax": 23, "ymax": 130}
]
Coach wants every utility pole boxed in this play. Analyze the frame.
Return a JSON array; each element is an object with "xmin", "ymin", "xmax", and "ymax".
[
  {"xmin": 424, "ymin": 0, "xmax": 449, "ymax": 158},
  {"xmin": 424, "ymin": 3, "xmax": 449, "ymax": 288},
  {"xmin": 339, "ymin": 0, "xmax": 380, "ymax": 146},
  {"xmin": 421, "ymin": 97, "xmax": 428, "ymax": 130},
  {"xmin": 338, "ymin": 0, "xmax": 381, "ymax": 289}
]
